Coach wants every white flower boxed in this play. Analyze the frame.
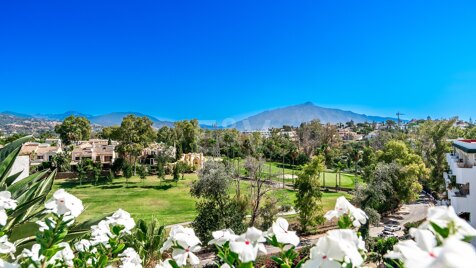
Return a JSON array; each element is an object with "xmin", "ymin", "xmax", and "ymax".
[
  {"xmin": 36, "ymin": 217, "xmax": 57, "ymax": 232},
  {"xmin": 0, "ymin": 235, "xmax": 15, "ymax": 255},
  {"xmin": 155, "ymin": 259, "xmax": 173, "ymax": 268},
  {"xmin": 302, "ymin": 246, "xmax": 341, "ymax": 268},
  {"xmin": 267, "ymin": 217, "xmax": 300, "ymax": 247},
  {"xmin": 49, "ymin": 242, "xmax": 74, "ymax": 267},
  {"xmin": 432, "ymin": 237, "xmax": 476, "ymax": 268},
  {"xmin": 303, "ymin": 229, "xmax": 364, "ymax": 268},
  {"xmin": 21, "ymin": 244, "xmax": 43, "ymax": 262},
  {"xmin": 0, "ymin": 259, "xmax": 19, "ymax": 268},
  {"xmin": 387, "ymin": 240, "xmax": 438, "ymax": 267},
  {"xmin": 160, "ymin": 225, "xmax": 200, "ymax": 253},
  {"xmin": 230, "ymin": 227, "xmax": 267, "ymax": 263},
  {"xmin": 172, "ymin": 239, "xmax": 201, "ymax": 267},
  {"xmin": 324, "ymin": 196, "xmax": 367, "ymax": 227},
  {"xmin": 45, "ymin": 189, "xmax": 84, "ymax": 218},
  {"xmin": 0, "ymin": 191, "xmax": 17, "ymax": 210},
  {"xmin": 420, "ymin": 206, "xmax": 476, "ymax": 240},
  {"xmin": 74, "ymin": 239, "xmax": 92, "ymax": 252},
  {"xmin": 208, "ymin": 229, "xmax": 238, "ymax": 246},
  {"xmin": 119, "ymin": 248, "xmax": 142, "ymax": 268},
  {"xmin": 90, "ymin": 220, "xmax": 113, "ymax": 246},
  {"xmin": 0, "ymin": 209, "xmax": 7, "ymax": 226},
  {"xmin": 107, "ymin": 209, "xmax": 135, "ymax": 233}
]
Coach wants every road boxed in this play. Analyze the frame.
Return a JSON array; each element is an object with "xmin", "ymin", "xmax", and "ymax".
[{"xmin": 369, "ymin": 197, "xmax": 432, "ymax": 238}]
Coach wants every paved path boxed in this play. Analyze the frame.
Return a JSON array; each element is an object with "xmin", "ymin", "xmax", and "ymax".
[{"xmin": 369, "ymin": 197, "xmax": 432, "ymax": 238}]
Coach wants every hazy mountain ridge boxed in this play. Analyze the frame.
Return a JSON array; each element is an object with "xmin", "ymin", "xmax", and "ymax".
[
  {"xmin": 231, "ymin": 102, "xmax": 400, "ymax": 130},
  {"xmin": 2, "ymin": 102, "xmax": 401, "ymax": 131},
  {"xmin": 0, "ymin": 111, "xmax": 173, "ymax": 128}
]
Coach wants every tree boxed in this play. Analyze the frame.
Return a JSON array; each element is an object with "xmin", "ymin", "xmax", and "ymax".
[
  {"xmin": 156, "ymin": 157, "xmax": 166, "ymax": 183},
  {"xmin": 413, "ymin": 119, "xmax": 456, "ymax": 192},
  {"xmin": 174, "ymin": 119, "xmax": 201, "ymax": 154},
  {"xmin": 377, "ymin": 140, "xmax": 429, "ymax": 198},
  {"xmin": 76, "ymin": 159, "xmax": 90, "ymax": 186},
  {"xmin": 51, "ymin": 151, "xmax": 71, "ymax": 172},
  {"xmin": 54, "ymin": 115, "xmax": 91, "ymax": 145},
  {"xmin": 137, "ymin": 165, "xmax": 148, "ymax": 185},
  {"xmin": 100, "ymin": 126, "xmax": 121, "ymax": 140},
  {"xmin": 122, "ymin": 163, "xmax": 133, "ymax": 187},
  {"xmin": 115, "ymin": 115, "xmax": 156, "ymax": 175},
  {"xmin": 190, "ymin": 161, "xmax": 246, "ymax": 241},
  {"xmin": 172, "ymin": 164, "xmax": 180, "ymax": 185},
  {"xmin": 112, "ymin": 158, "xmax": 125, "ymax": 176},
  {"xmin": 245, "ymin": 156, "xmax": 272, "ymax": 227},
  {"xmin": 156, "ymin": 126, "xmax": 176, "ymax": 146},
  {"xmin": 92, "ymin": 161, "xmax": 102, "ymax": 185},
  {"xmin": 295, "ymin": 155, "xmax": 324, "ymax": 233},
  {"xmin": 354, "ymin": 162, "xmax": 422, "ymax": 214}
]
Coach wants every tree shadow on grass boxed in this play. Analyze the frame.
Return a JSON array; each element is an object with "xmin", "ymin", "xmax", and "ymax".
[
  {"xmin": 56, "ymin": 180, "xmax": 93, "ymax": 189},
  {"xmin": 100, "ymin": 185, "xmax": 124, "ymax": 190},
  {"xmin": 140, "ymin": 184, "xmax": 173, "ymax": 191}
]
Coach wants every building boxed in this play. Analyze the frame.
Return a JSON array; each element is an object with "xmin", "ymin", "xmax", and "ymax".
[
  {"xmin": 19, "ymin": 141, "xmax": 63, "ymax": 166},
  {"xmin": 338, "ymin": 128, "xmax": 363, "ymax": 141},
  {"xmin": 71, "ymin": 139, "xmax": 117, "ymax": 166},
  {"xmin": 444, "ymin": 140, "xmax": 476, "ymax": 232},
  {"xmin": 9, "ymin": 155, "xmax": 30, "ymax": 183},
  {"xmin": 179, "ymin": 153, "xmax": 205, "ymax": 170},
  {"xmin": 141, "ymin": 142, "xmax": 176, "ymax": 165}
]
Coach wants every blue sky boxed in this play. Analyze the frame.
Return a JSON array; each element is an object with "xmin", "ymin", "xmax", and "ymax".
[{"xmin": 1, "ymin": 0, "xmax": 476, "ymax": 122}]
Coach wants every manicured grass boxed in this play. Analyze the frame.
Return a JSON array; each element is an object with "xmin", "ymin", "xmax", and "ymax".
[
  {"xmin": 53, "ymin": 174, "xmax": 198, "ymax": 226},
  {"xmin": 233, "ymin": 160, "xmax": 361, "ymax": 188},
  {"xmin": 53, "ymin": 174, "xmax": 351, "ymax": 225}
]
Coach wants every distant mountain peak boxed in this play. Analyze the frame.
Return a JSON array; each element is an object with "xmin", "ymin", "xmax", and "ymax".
[
  {"xmin": 231, "ymin": 103, "xmax": 399, "ymax": 130},
  {"xmin": 301, "ymin": 101, "xmax": 315, "ymax": 106}
]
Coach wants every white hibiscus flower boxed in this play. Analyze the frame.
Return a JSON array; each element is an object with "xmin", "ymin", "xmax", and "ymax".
[
  {"xmin": 420, "ymin": 206, "xmax": 476, "ymax": 240},
  {"xmin": 324, "ymin": 196, "xmax": 367, "ymax": 227},
  {"xmin": 208, "ymin": 229, "xmax": 238, "ymax": 246},
  {"xmin": 229, "ymin": 227, "xmax": 267, "ymax": 263},
  {"xmin": 172, "ymin": 238, "xmax": 201, "ymax": 267},
  {"xmin": 266, "ymin": 217, "xmax": 300, "ymax": 247},
  {"xmin": 0, "ymin": 191, "xmax": 17, "ymax": 210},
  {"xmin": 303, "ymin": 229, "xmax": 364, "ymax": 268},
  {"xmin": 119, "ymin": 248, "xmax": 142, "ymax": 268},
  {"xmin": 44, "ymin": 189, "xmax": 84, "ymax": 218},
  {"xmin": 0, "ymin": 235, "xmax": 15, "ymax": 255},
  {"xmin": 106, "ymin": 209, "xmax": 135, "ymax": 233}
]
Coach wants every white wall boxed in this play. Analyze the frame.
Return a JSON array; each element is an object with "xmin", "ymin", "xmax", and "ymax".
[{"xmin": 9, "ymin": 155, "xmax": 30, "ymax": 183}]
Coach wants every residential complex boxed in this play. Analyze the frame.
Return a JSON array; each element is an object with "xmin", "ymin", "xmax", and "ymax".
[
  {"xmin": 71, "ymin": 139, "xmax": 118, "ymax": 166},
  {"xmin": 19, "ymin": 140, "xmax": 63, "ymax": 166},
  {"xmin": 444, "ymin": 140, "xmax": 476, "ymax": 230}
]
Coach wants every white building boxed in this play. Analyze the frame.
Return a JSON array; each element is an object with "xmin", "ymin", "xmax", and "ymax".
[
  {"xmin": 9, "ymin": 155, "xmax": 30, "ymax": 183},
  {"xmin": 444, "ymin": 140, "xmax": 476, "ymax": 231}
]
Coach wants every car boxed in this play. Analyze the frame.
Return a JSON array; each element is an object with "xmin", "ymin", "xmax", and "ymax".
[
  {"xmin": 387, "ymin": 219, "xmax": 399, "ymax": 225},
  {"xmin": 384, "ymin": 225, "xmax": 402, "ymax": 232},
  {"xmin": 379, "ymin": 231, "xmax": 396, "ymax": 238}
]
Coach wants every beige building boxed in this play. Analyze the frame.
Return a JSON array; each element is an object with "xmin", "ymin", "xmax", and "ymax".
[
  {"xmin": 71, "ymin": 139, "xmax": 117, "ymax": 165},
  {"xmin": 20, "ymin": 141, "xmax": 63, "ymax": 166},
  {"xmin": 179, "ymin": 153, "xmax": 205, "ymax": 170}
]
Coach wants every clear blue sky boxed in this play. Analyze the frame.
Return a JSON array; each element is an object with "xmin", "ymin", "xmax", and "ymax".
[{"xmin": 1, "ymin": 0, "xmax": 476, "ymax": 122}]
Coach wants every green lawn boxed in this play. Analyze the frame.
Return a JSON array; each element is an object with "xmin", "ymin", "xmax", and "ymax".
[
  {"xmin": 233, "ymin": 160, "xmax": 361, "ymax": 189},
  {"xmin": 53, "ymin": 174, "xmax": 351, "ymax": 226}
]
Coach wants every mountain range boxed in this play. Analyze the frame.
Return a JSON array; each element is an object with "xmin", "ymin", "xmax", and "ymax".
[
  {"xmin": 1, "ymin": 102, "xmax": 401, "ymax": 130},
  {"xmin": 0, "ymin": 111, "xmax": 174, "ymax": 128},
  {"xmin": 230, "ymin": 102, "xmax": 399, "ymax": 130}
]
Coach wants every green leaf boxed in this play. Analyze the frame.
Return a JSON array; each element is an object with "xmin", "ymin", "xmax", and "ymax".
[
  {"xmin": 430, "ymin": 222, "xmax": 450, "ymax": 239},
  {"xmin": 0, "ymin": 136, "xmax": 31, "ymax": 162},
  {"xmin": 112, "ymin": 243, "xmax": 126, "ymax": 254}
]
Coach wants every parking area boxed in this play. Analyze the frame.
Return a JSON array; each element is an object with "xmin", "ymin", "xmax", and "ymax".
[{"xmin": 369, "ymin": 193, "xmax": 432, "ymax": 239}]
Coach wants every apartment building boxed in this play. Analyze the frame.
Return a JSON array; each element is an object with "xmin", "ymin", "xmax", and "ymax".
[
  {"xmin": 444, "ymin": 140, "xmax": 476, "ymax": 228},
  {"xmin": 71, "ymin": 139, "xmax": 118, "ymax": 166}
]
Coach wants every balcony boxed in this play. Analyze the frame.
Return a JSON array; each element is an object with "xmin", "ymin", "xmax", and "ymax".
[{"xmin": 446, "ymin": 154, "xmax": 476, "ymax": 185}]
